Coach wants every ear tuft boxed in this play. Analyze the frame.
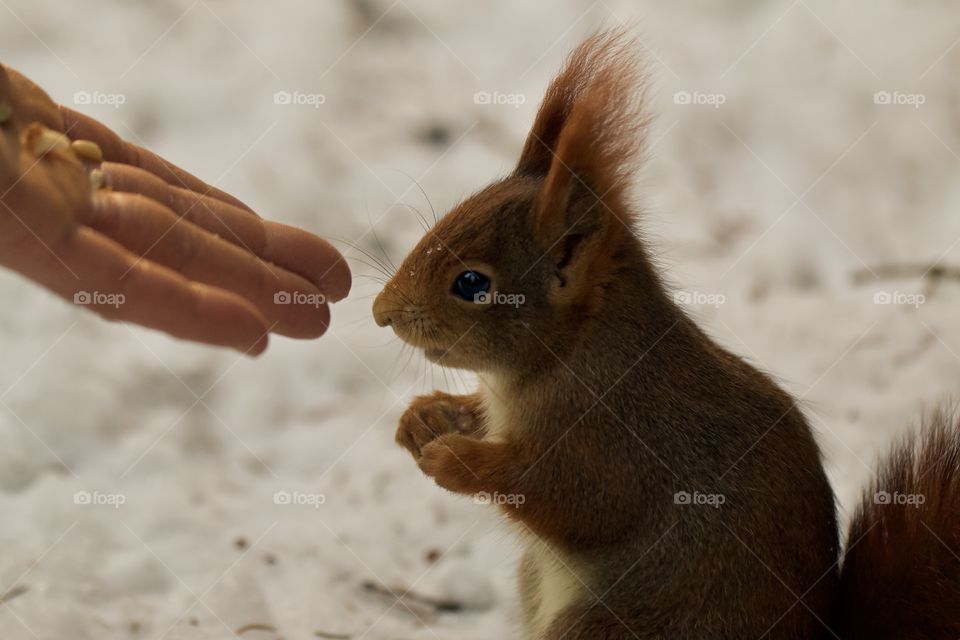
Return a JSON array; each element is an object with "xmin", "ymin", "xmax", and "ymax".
[
  {"xmin": 517, "ymin": 29, "xmax": 650, "ymax": 246},
  {"xmin": 515, "ymin": 28, "xmax": 649, "ymax": 179}
]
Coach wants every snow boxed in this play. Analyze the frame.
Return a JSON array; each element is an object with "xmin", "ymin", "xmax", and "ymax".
[{"xmin": 1, "ymin": 0, "xmax": 959, "ymax": 638}]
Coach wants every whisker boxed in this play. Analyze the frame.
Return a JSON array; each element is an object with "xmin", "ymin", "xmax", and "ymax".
[
  {"xmin": 455, "ymin": 369, "xmax": 473, "ymax": 395},
  {"xmin": 394, "ymin": 169, "xmax": 440, "ymax": 225},
  {"xmin": 350, "ymin": 293, "xmax": 388, "ymax": 301},
  {"xmin": 360, "ymin": 180, "xmax": 398, "ymax": 276},
  {"xmin": 401, "ymin": 202, "xmax": 431, "ymax": 233},
  {"xmin": 332, "ymin": 237, "xmax": 395, "ymax": 278},
  {"xmin": 366, "ymin": 199, "xmax": 397, "ymax": 274},
  {"xmin": 401, "ymin": 342, "xmax": 418, "ymax": 383},
  {"xmin": 385, "ymin": 341, "xmax": 412, "ymax": 383},
  {"xmin": 384, "ymin": 286, "xmax": 418, "ymax": 308},
  {"xmin": 354, "ymin": 251, "xmax": 394, "ymax": 279},
  {"xmin": 440, "ymin": 360, "xmax": 451, "ymax": 393},
  {"xmin": 341, "ymin": 251, "xmax": 392, "ymax": 277},
  {"xmin": 369, "ymin": 307, "xmax": 412, "ymax": 315},
  {"xmin": 351, "ymin": 258, "xmax": 390, "ymax": 284},
  {"xmin": 356, "ymin": 335, "xmax": 403, "ymax": 349}
]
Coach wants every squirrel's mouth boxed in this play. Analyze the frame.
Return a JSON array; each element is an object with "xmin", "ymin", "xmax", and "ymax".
[
  {"xmin": 388, "ymin": 322, "xmax": 444, "ymax": 357},
  {"xmin": 379, "ymin": 313, "xmax": 460, "ymax": 365},
  {"xmin": 423, "ymin": 347, "xmax": 446, "ymax": 362},
  {"xmin": 423, "ymin": 347, "xmax": 450, "ymax": 363},
  {"xmin": 387, "ymin": 324, "xmax": 448, "ymax": 362}
]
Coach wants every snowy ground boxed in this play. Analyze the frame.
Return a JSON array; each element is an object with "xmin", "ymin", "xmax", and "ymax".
[{"xmin": 1, "ymin": 1, "xmax": 960, "ymax": 638}]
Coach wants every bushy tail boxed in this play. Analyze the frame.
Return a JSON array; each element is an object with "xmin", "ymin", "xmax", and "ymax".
[{"xmin": 836, "ymin": 409, "xmax": 960, "ymax": 639}]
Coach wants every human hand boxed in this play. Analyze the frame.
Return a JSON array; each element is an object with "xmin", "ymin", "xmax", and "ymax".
[{"xmin": 0, "ymin": 64, "xmax": 351, "ymax": 355}]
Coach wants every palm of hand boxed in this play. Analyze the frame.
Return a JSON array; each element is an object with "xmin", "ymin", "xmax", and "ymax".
[{"xmin": 0, "ymin": 65, "xmax": 351, "ymax": 354}]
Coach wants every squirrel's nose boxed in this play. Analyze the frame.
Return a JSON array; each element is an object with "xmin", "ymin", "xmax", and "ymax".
[{"xmin": 372, "ymin": 291, "xmax": 395, "ymax": 327}]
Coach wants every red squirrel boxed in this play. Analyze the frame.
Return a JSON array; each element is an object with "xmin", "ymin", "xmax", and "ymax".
[{"xmin": 372, "ymin": 30, "xmax": 960, "ymax": 639}]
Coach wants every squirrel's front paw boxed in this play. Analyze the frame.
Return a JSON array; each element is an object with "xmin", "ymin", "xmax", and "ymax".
[
  {"xmin": 418, "ymin": 434, "xmax": 483, "ymax": 494},
  {"xmin": 396, "ymin": 392, "xmax": 476, "ymax": 458}
]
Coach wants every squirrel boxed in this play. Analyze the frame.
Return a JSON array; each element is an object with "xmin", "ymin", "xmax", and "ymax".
[{"xmin": 372, "ymin": 30, "xmax": 960, "ymax": 639}]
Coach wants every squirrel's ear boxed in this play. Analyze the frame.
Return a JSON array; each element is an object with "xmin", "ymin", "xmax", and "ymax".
[{"xmin": 519, "ymin": 30, "xmax": 649, "ymax": 276}]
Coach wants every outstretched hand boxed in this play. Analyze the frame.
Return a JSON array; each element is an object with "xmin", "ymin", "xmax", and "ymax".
[{"xmin": 0, "ymin": 64, "xmax": 350, "ymax": 355}]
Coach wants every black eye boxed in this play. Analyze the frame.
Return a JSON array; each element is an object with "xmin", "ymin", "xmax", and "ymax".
[{"xmin": 451, "ymin": 270, "xmax": 491, "ymax": 301}]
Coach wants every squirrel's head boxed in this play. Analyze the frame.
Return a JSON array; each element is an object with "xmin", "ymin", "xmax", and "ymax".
[{"xmin": 373, "ymin": 30, "xmax": 651, "ymax": 374}]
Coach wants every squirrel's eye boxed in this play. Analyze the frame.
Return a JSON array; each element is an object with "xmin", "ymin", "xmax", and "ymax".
[{"xmin": 451, "ymin": 270, "xmax": 491, "ymax": 301}]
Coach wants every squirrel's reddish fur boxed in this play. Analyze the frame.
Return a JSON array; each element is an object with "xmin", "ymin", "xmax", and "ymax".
[
  {"xmin": 373, "ymin": 30, "xmax": 960, "ymax": 639},
  {"xmin": 836, "ymin": 410, "xmax": 960, "ymax": 639}
]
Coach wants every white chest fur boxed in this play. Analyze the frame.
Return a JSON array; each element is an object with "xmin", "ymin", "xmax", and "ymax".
[
  {"xmin": 476, "ymin": 375, "xmax": 586, "ymax": 637},
  {"xmin": 524, "ymin": 538, "xmax": 586, "ymax": 639},
  {"xmin": 477, "ymin": 373, "xmax": 514, "ymax": 442}
]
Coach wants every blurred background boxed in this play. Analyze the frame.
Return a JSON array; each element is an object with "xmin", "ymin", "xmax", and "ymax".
[{"xmin": 1, "ymin": 0, "xmax": 960, "ymax": 637}]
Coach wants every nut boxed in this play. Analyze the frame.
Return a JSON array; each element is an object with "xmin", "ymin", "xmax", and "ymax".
[
  {"xmin": 70, "ymin": 139, "xmax": 103, "ymax": 164},
  {"xmin": 31, "ymin": 128, "xmax": 70, "ymax": 157},
  {"xmin": 89, "ymin": 168, "xmax": 105, "ymax": 190}
]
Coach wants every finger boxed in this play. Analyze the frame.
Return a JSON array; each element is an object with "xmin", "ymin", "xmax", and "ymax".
[
  {"xmin": 100, "ymin": 161, "xmax": 267, "ymax": 250},
  {"xmin": 26, "ymin": 226, "xmax": 270, "ymax": 355},
  {"xmin": 0, "ymin": 66, "xmax": 17, "ymax": 177},
  {"xmin": 261, "ymin": 221, "xmax": 352, "ymax": 303},
  {"xmin": 0, "ymin": 66, "xmax": 62, "ymax": 182},
  {"xmin": 82, "ymin": 190, "xmax": 333, "ymax": 339},
  {"xmin": 58, "ymin": 105, "xmax": 253, "ymax": 213},
  {"xmin": 99, "ymin": 162, "xmax": 352, "ymax": 302},
  {"xmin": 3, "ymin": 66, "xmax": 62, "ymax": 130}
]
